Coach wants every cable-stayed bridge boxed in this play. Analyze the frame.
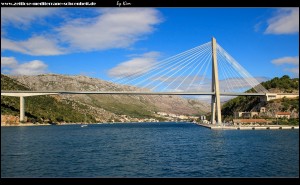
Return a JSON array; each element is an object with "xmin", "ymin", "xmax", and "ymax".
[{"xmin": 1, "ymin": 37, "xmax": 298, "ymax": 125}]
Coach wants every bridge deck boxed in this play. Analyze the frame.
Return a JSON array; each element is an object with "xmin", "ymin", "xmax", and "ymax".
[{"xmin": 1, "ymin": 91, "xmax": 267, "ymax": 96}]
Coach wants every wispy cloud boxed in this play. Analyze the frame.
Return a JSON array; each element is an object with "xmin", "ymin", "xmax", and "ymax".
[
  {"xmin": 1, "ymin": 8, "xmax": 163, "ymax": 56},
  {"xmin": 1, "ymin": 36, "xmax": 65, "ymax": 56},
  {"xmin": 271, "ymin": 56, "xmax": 299, "ymax": 65},
  {"xmin": 272, "ymin": 56, "xmax": 299, "ymax": 77},
  {"xmin": 1, "ymin": 57, "xmax": 48, "ymax": 75},
  {"xmin": 265, "ymin": 8, "xmax": 299, "ymax": 34},
  {"xmin": 1, "ymin": 8, "xmax": 64, "ymax": 55},
  {"xmin": 254, "ymin": 21, "xmax": 263, "ymax": 32},
  {"xmin": 1, "ymin": 8, "xmax": 57, "ymax": 32},
  {"xmin": 108, "ymin": 52, "xmax": 160, "ymax": 78},
  {"xmin": 58, "ymin": 8, "xmax": 162, "ymax": 52},
  {"xmin": 1, "ymin": 57, "xmax": 18, "ymax": 67}
]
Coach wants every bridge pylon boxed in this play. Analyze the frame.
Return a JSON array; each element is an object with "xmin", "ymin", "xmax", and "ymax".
[{"xmin": 211, "ymin": 37, "xmax": 222, "ymax": 125}]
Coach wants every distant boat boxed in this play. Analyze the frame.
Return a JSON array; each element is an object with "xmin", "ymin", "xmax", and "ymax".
[{"xmin": 81, "ymin": 113, "xmax": 88, "ymax": 127}]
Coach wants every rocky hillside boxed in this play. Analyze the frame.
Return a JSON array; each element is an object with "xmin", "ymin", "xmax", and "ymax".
[
  {"xmin": 222, "ymin": 75, "xmax": 299, "ymax": 120},
  {"xmin": 2, "ymin": 74, "xmax": 210, "ymax": 123}
]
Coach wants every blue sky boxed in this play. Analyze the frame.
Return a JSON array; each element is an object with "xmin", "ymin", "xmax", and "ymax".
[{"xmin": 1, "ymin": 7, "xmax": 299, "ymax": 85}]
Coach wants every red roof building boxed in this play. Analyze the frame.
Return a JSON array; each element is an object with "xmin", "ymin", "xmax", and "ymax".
[{"xmin": 275, "ymin": 112, "xmax": 291, "ymax": 119}]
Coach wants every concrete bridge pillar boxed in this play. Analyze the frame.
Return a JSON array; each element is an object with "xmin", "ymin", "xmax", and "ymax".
[
  {"xmin": 211, "ymin": 37, "xmax": 222, "ymax": 125},
  {"xmin": 211, "ymin": 95, "xmax": 216, "ymax": 124},
  {"xmin": 20, "ymin": 96, "xmax": 25, "ymax": 123}
]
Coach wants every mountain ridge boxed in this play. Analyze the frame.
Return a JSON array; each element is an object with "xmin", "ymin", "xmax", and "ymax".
[{"xmin": 1, "ymin": 73, "xmax": 210, "ymax": 124}]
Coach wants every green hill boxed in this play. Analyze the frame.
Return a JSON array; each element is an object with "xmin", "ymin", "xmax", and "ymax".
[
  {"xmin": 1, "ymin": 74, "xmax": 96, "ymax": 124},
  {"xmin": 221, "ymin": 75, "xmax": 299, "ymax": 124},
  {"xmin": 260, "ymin": 75, "xmax": 298, "ymax": 92}
]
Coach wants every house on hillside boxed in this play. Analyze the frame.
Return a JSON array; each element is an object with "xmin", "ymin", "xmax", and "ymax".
[
  {"xmin": 234, "ymin": 112, "xmax": 259, "ymax": 119},
  {"xmin": 260, "ymin": 107, "xmax": 266, "ymax": 113},
  {"xmin": 200, "ymin": 115, "xmax": 206, "ymax": 120},
  {"xmin": 275, "ymin": 112, "xmax": 291, "ymax": 119}
]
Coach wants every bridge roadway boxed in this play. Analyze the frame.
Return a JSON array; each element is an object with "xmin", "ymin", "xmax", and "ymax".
[
  {"xmin": 0, "ymin": 90, "xmax": 266, "ymax": 96},
  {"xmin": 2, "ymin": 90, "xmax": 298, "ymax": 123}
]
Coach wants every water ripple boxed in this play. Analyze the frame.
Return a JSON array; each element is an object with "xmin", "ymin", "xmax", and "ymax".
[{"xmin": 1, "ymin": 122, "xmax": 299, "ymax": 177}]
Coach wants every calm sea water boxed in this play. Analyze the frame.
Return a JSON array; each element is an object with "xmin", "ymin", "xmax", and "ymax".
[{"xmin": 1, "ymin": 122, "xmax": 299, "ymax": 177}]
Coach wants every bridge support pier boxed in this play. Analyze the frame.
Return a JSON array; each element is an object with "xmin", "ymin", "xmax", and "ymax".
[
  {"xmin": 20, "ymin": 96, "xmax": 25, "ymax": 123},
  {"xmin": 1, "ymin": 93, "xmax": 59, "ymax": 123},
  {"xmin": 211, "ymin": 95, "xmax": 216, "ymax": 124}
]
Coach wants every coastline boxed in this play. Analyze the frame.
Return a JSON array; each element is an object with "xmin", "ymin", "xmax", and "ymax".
[
  {"xmin": 1, "ymin": 121, "xmax": 299, "ymax": 128},
  {"xmin": 1, "ymin": 121, "xmax": 182, "ymax": 127},
  {"xmin": 1, "ymin": 122, "xmax": 95, "ymax": 127},
  {"xmin": 1, "ymin": 123, "xmax": 52, "ymax": 127},
  {"xmin": 195, "ymin": 123, "xmax": 299, "ymax": 130},
  {"xmin": 1, "ymin": 121, "xmax": 166, "ymax": 127}
]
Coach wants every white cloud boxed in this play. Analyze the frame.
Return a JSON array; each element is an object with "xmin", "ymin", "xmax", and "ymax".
[
  {"xmin": 1, "ymin": 36, "xmax": 65, "ymax": 56},
  {"xmin": 271, "ymin": 56, "xmax": 299, "ymax": 77},
  {"xmin": 1, "ymin": 8, "xmax": 162, "ymax": 56},
  {"xmin": 265, "ymin": 8, "xmax": 299, "ymax": 34},
  {"xmin": 1, "ymin": 57, "xmax": 48, "ymax": 75},
  {"xmin": 271, "ymin": 56, "xmax": 299, "ymax": 65},
  {"xmin": 108, "ymin": 52, "xmax": 160, "ymax": 78},
  {"xmin": 12, "ymin": 60, "xmax": 48, "ymax": 75},
  {"xmin": 1, "ymin": 57, "xmax": 18, "ymax": 67},
  {"xmin": 1, "ymin": 8, "xmax": 57, "ymax": 27},
  {"xmin": 58, "ymin": 8, "xmax": 162, "ymax": 51},
  {"xmin": 1, "ymin": 8, "xmax": 62, "ymax": 54}
]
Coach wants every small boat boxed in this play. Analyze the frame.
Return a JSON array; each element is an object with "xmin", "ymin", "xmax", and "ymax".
[{"xmin": 81, "ymin": 113, "xmax": 88, "ymax": 127}]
